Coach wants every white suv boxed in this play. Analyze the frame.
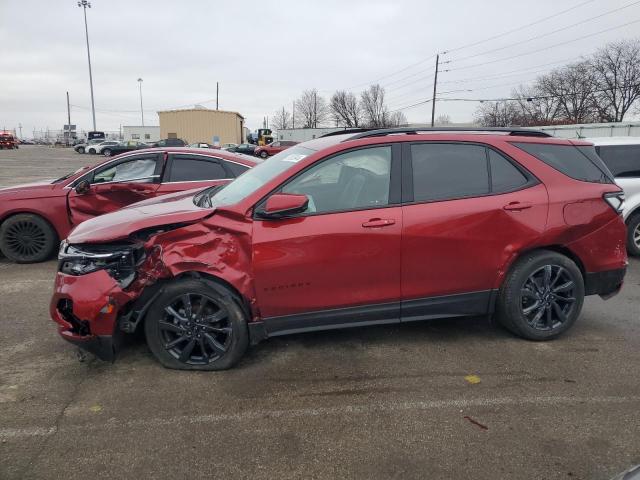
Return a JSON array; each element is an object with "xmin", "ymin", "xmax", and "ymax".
[{"xmin": 588, "ymin": 137, "xmax": 640, "ymax": 256}]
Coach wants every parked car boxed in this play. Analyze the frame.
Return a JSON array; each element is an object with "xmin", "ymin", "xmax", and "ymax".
[
  {"xmin": 87, "ymin": 140, "xmax": 120, "ymax": 155},
  {"xmin": 254, "ymin": 140, "xmax": 298, "ymax": 159},
  {"xmin": 0, "ymin": 148, "xmax": 258, "ymax": 263},
  {"xmin": 221, "ymin": 143, "xmax": 238, "ymax": 150},
  {"xmin": 188, "ymin": 143, "xmax": 218, "ymax": 149},
  {"xmin": 50, "ymin": 127, "xmax": 627, "ymax": 370},
  {"xmin": 74, "ymin": 139, "xmax": 103, "ymax": 154},
  {"xmin": 101, "ymin": 140, "xmax": 149, "ymax": 157},
  {"xmin": 151, "ymin": 138, "xmax": 187, "ymax": 147},
  {"xmin": 0, "ymin": 132, "xmax": 19, "ymax": 149},
  {"xmin": 586, "ymin": 137, "xmax": 640, "ymax": 256},
  {"xmin": 227, "ymin": 143, "xmax": 257, "ymax": 155}
]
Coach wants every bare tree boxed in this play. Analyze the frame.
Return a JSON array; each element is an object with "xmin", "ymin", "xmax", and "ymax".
[
  {"xmin": 360, "ymin": 84, "xmax": 390, "ymax": 128},
  {"xmin": 435, "ymin": 114, "xmax": 451, "ymax": 126},
  {"xmin": 388, "ymin": 111, "xmax": 408, "ymax": 127},
  {"xmin": 474, "ymin": 100, "xmax": 522, "ymax": 127},
  {"xmin": 591, "ymin": 39, "xmax": 640, "ymax": 122},
  {"xmin": 512, "ymin": 84, "xmax": 560, "ymax": 126},
  {"xmin": 330, "ymin": 90, "xmax": 362, "ymax": 127},
  {"xmin": 271, "ymin": 107, "xmax": 292, "ymax": 130},
  {"xmin": 294, "ymin": 89, "xmax": 329, "ymax": 128}
]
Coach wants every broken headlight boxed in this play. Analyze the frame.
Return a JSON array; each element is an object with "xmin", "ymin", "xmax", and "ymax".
[{"xmin": 58, "ymin": 241, "xmax": 145, "ymax": 289}]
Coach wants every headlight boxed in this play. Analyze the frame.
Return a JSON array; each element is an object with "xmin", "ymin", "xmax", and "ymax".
[{"xmin": 58, "ymin": 241, "xmax": 145, "ymax": 289}]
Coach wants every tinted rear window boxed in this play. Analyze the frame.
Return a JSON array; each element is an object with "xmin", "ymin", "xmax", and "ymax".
[
  {"xmin": 595, "ymin": 144, "xmax": 640, "ymax": 177},
  {"xmin": 512, "ymin": 142, "xmax": 613, "ymax": 184}
]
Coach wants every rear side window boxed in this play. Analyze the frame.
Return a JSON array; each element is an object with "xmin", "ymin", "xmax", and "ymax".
[
  {"xmin": 595, "ymin": 144, "xmax": 640, "ymax": 177},
  {"xmin": 225, "ymin": 161, "xmax": 250, "ymax": 177},
  {"xmin": 512, "ymin": 142, "xmax": 613, "ymax": 184},
  {"xmin": 489, "ymin": 149, "xmax": 529, "ymax": 193},
  {"xmin": 169, "ymin": 157, "xmax": 228, "ymax": 182},
  {"xmin": 411, "ymin": 144, "xmax": 489, "ymax": 202}
]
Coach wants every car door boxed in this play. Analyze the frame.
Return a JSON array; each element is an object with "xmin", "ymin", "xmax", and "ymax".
[
  {"xmin": 67, "ymin": 152, "xmax": 163, "ymax": 224},
  {"xmin": 156, "ymin": 153, "xmax": 236, "ymax": 195},
  {"xmin": 252, "ymin": 144, "xmax": 403, "ymax": 331},
  {"xmin": 400, "ymin": 142, "xmax": 548, "ymax": 321}
]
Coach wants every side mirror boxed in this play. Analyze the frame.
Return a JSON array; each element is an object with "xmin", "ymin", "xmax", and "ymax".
[
  {"xmin": 75, "ymin": 179, "xmax": 91, "ymax": 194},
  {"xmin": 260, "ymin": 193, "xmax": 309, "ymax": 218}
]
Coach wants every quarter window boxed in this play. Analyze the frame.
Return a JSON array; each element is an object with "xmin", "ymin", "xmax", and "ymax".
[
  {"xmin": 169, "ymin": 156, "xmax": 227, "ymax": 182},
  {"xmin": 411, "ymin": 144, "xmax": 489, "ymax": 202},
  {"xmin": 282, "ymin": 146, "xmax": 392, "ymax": 214},
  {"xmin": 226, "ymin": 162, "xmax": 250, "ymax": 177}
]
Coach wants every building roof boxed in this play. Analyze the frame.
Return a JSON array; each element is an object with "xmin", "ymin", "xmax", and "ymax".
[{"xmin": 157, "ymin": 108, "xmax": 244, "ymax": 120}]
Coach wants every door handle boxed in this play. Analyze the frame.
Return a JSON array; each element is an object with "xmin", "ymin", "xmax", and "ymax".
[
  {"xmin": 362, "ymin": 218, "xmax": 396, "ymax": 228},
  {"xmin": 503, "ymin": 201, "xmax": 532, "ymax": 211}
]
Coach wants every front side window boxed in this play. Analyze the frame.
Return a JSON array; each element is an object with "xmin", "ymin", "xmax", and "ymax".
[
  {"xmin": 169, "ymin": 156, "xmax": 227, "ymax": 182},
  {"xmin": 411, "ymin": 144, "xmax": 489, "ymax": 202},
  {"xmin": 92, "ymin": 157, "xmax": 157, "ymax": 184},
  {"xmin": 281, "ymin": 146, "xmax": 392, "ymax": 214}
]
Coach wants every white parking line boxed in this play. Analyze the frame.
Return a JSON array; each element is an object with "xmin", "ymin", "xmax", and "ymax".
[{"xmin": 2, "ymin": 394, "xmax": 640, "ymax": 440}]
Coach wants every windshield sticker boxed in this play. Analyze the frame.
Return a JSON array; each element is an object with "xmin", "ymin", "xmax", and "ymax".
[{"xmin": 282, "ymin": 154, "xmax": 308, "ymax": 163}]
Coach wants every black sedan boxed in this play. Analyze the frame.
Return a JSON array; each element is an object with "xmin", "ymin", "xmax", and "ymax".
[
  {"xmin": 227, "ymin": 143, "xmax": 256, "ymax": 155},
  {"xmin": 101, "ymin": 141, "xmax": 149, "ymax": 157}
]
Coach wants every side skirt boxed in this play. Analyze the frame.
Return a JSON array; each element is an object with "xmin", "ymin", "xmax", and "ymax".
[{"xmin": 249, "ymin": 290, "xmax": 497, "ymax": 344}]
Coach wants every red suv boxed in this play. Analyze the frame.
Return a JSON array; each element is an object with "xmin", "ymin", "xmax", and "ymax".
[
  {"xmin": 51, "ymin": 128, "xmax": 627, "ymax": 370},
  {"xmin": 0, "ymin": 148, "xmax": 258, "ymax": 263},
  {"xmin": 254, "ymin": 140, "xmax": 298, "ymax": 159}
]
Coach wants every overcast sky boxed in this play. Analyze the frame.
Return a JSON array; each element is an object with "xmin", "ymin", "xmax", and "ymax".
[{"xmin": 1, "ymin": 0, "xmax": 639, "ymax": 137}]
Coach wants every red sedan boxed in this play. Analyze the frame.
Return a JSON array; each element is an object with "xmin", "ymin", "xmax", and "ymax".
[
  {"xmin": 254, "ymin": 140, "xmax": 298, "ymax": 159},
  {"xmin": 0, "ymin": 147, "xmax": 258, "ymax": 263}
]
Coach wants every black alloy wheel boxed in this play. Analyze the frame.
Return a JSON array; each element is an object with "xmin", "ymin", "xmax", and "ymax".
[
  {"xmin": 103, "ymin": 148, "xmax": 112, "ymax": 157},
  {"xmin": 0, "ymin": 214, "xmax": 57, "ymax": 263},
  {"xmin": 159, "ymin": 293, "xmax": 233, "ymax": 365},
  {"xmin": 520, "ymin": 265, "xmax": 577, "ymax": 331}
]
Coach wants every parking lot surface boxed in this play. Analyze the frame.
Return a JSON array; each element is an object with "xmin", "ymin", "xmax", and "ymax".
[{"xmin": 1, "ymin": 146, "xmax": 639, "ymax": 479}]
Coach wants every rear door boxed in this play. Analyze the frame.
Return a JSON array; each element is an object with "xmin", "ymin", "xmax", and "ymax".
[
  {"xmin": 156, "ymin": 153, "xmax": 236, "ymax": 195},
  {"xmin": 400, "ymin": 142, "xmax": 548, "ymax": 321},
  {"xmin": 67, "ymin": 152, "xmax": 163, "ymax": 224}
]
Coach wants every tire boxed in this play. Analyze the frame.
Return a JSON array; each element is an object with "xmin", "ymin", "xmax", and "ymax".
[
  {"xmin": 260, "ymin": 150, "xmax": 268, "ymax": 159},
  {"xmin": 0, "ymin": 214, "xmax": 58, "ymax": 263},
  {"xmin": 144, "ymin": 278, "xmax": 249, "ymax": 370},
  {"xmin": 102, "ymin": 148, "xmax": 112, "ymax": 157},
  {"xmin": 495, "ymin": 250, "xmax": 584, "ymax": 341},
  {"xmin": 88, "ymin": 148, "xmax": 96, "ymax": 154},
  {"xmin": 77, "ymin": 147, "xmax": 85, "ymax": 154},
  {"xmin": 625, "ymin": 214, "xmax": 640, "ymax": 257}
]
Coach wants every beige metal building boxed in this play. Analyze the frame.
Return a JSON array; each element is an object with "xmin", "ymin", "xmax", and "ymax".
[{"xmin": 157, "ymin": 108, "xmax": 245, "ymax": 145}]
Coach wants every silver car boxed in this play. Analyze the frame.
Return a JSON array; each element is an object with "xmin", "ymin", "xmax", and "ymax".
[{"xmin": 588, "ymin": 137, "xmax": 640, "ymax": 256}]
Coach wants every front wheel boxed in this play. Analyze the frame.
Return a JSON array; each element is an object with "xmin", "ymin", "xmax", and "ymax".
[
  {"xmin": 102, "ymin": 148, "xmax": 112, "ymax": 157},
  {"xmin": 260, "ymin": 150, "xmax": 268, "ymax": 159},
  {"xmin": 76, "ymin": 147, "xmax": 85, "ymax": 154},
  {"xmin": 0, "ymin": 214, "xmax": 58, "ymax": 263},
  {"xmin": 625, "ymin": 214, "xmax": 640, "ymax": 257},
  {"xmin": 88, "ymin": 148, "xmax": 96, "ymax": 154},
  {"xmin": 496, "ymin": 251, "xmax": 584, "ymax": 341},
  {"xmin": 144, "ymin": 278, "xmax": 249, "ymax": 370}
]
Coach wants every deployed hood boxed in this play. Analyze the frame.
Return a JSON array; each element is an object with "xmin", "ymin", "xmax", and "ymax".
[{"xmin": 67, "ymin": 194, "xmax": 215, "ymax": 244}]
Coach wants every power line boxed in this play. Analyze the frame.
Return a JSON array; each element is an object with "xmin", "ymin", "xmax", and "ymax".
[
  {"xmin": 449, "ymin": 0, "xmax": 640, "ymax": 63},
  {"xmin": 447, "ymin": 18, "xmax": 640, "ymax": 71},
  {"xmin": 342, "ymin": 54, "xmax": 437, "ymax": 91},
  {"xmin": 445, "ymin": 0, "xmax": 597, "ymax": 54}
]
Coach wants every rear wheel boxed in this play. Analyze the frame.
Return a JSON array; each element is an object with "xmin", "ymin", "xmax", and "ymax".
[
  {"xmin": 260, "ymin": 150, "xmax": 268, "ymax": 159},
  {"xmin": 625, "ymin": 214, "xmax": 640, "ymax": 257},
  {"xmin": 77, "ymin": 147, "xmax": 85, "ymax": 154},
  {"xmin": 144, "ymin": 278, "xmax": 249, "ymax": 370},
  {"xmin": 88, "ymin": 148, "xmax": 96, "ymax": 154},
  {"xmin": 102, "ymin": 148, "xmax": 112, "ymax": 157},
  {"xmin": 0, "ymin": 214, "xmax": 58, "ymax": 263},
  {"xmin": 496, "ymin": 251, "xmax": 584, "ymax": 340}
]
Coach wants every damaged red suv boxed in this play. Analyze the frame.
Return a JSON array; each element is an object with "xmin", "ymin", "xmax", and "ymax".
[{"xmin": 51, "ymin": 128, "xmax": 627, "ymax": 370}]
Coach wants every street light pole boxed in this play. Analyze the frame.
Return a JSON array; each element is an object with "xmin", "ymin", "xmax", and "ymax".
[
  {"xmin": 78, "ymin": 1, "xmax": 96, "ymax": 131},
  {"xmin": 137, "ymin": 78, "xmax": 144, "ymax": 127}
]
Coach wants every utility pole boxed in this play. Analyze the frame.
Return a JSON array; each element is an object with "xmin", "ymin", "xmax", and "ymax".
[
  {"xmin": 78, "ymin": 1, "xmax": 97, "ymax": 131},
  {"xmin": 137, "ymin": 78, "xmax": 144, "ymax": 126},
  {"xmin": 292, "ymin": 101, "xmax": 295, "ymax": 129},
  {"xmin": 66, "ymin": 91, "xmax": 71, "ymax": 127},
  {"xmin": 431, "ymin": 54, "xmax": 439, "ymax": 127},
  {"xmin": 216, "ymin": 82, "xmax": 219, "ymax": 110}
]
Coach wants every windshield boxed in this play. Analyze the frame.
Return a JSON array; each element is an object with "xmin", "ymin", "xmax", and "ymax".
[{"xmin": 194, "ymin": 145, "xmax": 315, "ymax": 208}]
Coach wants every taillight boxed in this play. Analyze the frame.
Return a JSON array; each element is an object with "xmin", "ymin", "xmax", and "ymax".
[{"xmin": 604, "ymin": 191, "xmax": 625, "ymax": 215}]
